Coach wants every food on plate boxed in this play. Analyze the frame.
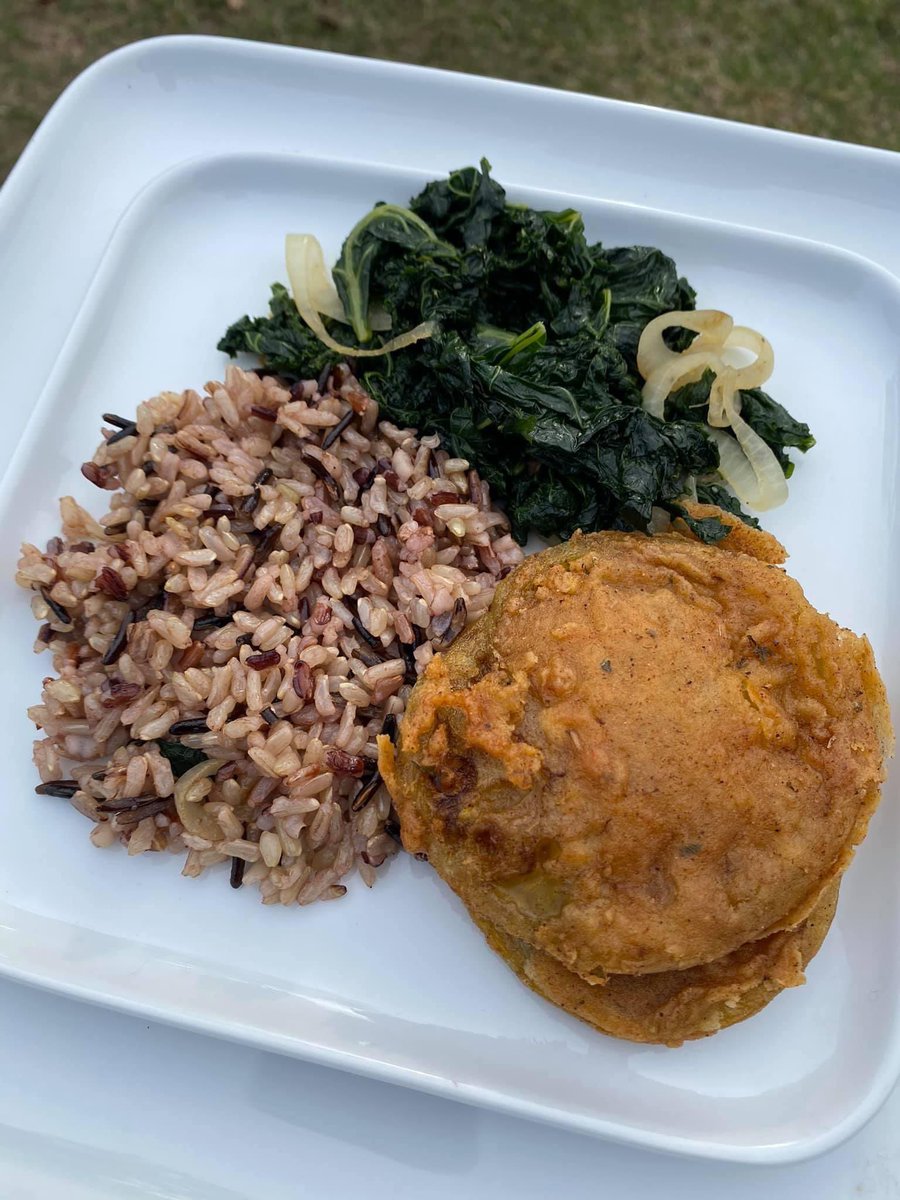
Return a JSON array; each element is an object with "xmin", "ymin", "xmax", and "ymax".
[
  {"xmin": 379, "ymin": 516, "xmax": 891, "ymax": 1039},
  {"xmin": 637, "ymin": 309, "xmax": 786, "ymax": 512},
  {"xmin": 18, "ymin": 160, "xmax": 866, "ymax": 1049},
  {"xmin": 221, "ymin": 160, "xmax": 814, "ymax": 547},
  {"xmin": 472, "ymin": 880, "xmax": 839, "ymax": 1046},
  {"xmin": 17, "ymin": 365, "xmax": 521, "ymax": 905}
]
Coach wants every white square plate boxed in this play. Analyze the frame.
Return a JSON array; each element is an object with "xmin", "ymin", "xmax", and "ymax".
[{"xmin": 0, "ymin": 150, "xmax": 898, "ymax": 1164}]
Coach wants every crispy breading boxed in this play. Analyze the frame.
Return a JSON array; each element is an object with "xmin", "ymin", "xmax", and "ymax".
[
  {"xmin": 380, "ymin": 523, "xmax": 891, "ymax": 984},
  {"xmin": 470, "ymin": 880, "xmax": 839, "ymax": 1046}
]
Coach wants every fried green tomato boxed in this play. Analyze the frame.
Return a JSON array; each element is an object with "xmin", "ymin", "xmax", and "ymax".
[
  {"xmin": 379, "ymin": 518, "xmax": 891, "ymax": 979},
  {"xmin": 469, "ymin": 881, "xmax": 838, "ymax": 1046}
]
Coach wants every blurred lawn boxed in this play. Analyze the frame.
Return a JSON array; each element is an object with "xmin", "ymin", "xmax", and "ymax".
[{"xmin": 1, "ymin": 0, "xmax": 898, "ymax": 178}]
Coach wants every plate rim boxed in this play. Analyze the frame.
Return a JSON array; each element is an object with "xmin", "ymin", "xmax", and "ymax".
[{"xmin": 5, "ymin": 34, "xmax": 900, "ymax": 215}]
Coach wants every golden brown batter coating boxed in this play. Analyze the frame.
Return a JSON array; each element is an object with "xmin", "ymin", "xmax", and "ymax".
[
  {"xmin": 470, "ymin": 881, "xmax": 839, "ymax": 1046},
  {"xmin": 380, "ymin": 521, "xmax": 891, "ymax": 980}
]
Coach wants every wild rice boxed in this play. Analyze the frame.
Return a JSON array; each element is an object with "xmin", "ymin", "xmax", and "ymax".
[{"xmin": 17, "ymin": 364, "xmax": 522, "ymax": 907}]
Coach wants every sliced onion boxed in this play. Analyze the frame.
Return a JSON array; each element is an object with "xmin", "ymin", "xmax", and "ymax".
[
  {"xmin": 709, "ymin": 414, "xmax": 788, "ymax": 511},
  {"xmin": 290, "ymin": 234, "xmax": 346, "ymax": 322},
  {"xmin": 280, "ymin": 235, "xmax": 393, "ymax": 330},
  {"xmin": 731, "ymin": 409, "xmax": 788, "ymax": 510},
  {"xmin": 286, "ymin": 234, "xmax": 433, "ymax": 358},
  {"xmin": 722, "ymin": 325, "xmax": 774, "ymax": 390},
  {"xmin": 708, "ymin": 428, "xmax": 759, "ymax": 504},
  {"xmin": 641, "ymin": 351, "xmax": 722, "ymax": 419},
  {"xmin": 637, "ymin": 310, "xmax": 733, "ymax": 380},
  {"xmin": 640, "ymin": 305, "xmax": 786, "ymax": 511},
  {"xmin": 707, "ymin": 365, "xmax": 739, "ymax": 428},
  {"xmin": 174, "ymin": 758, "xmax": 221, "ymax": 839}
]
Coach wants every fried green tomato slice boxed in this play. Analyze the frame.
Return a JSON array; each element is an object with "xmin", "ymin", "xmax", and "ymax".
[
  {"xmin": 468, "ymin": 880, "xmax": 838, "ymax": 1046},
  {"xmin": 380, "ymin": 518, "xmax": 890, "ymax": 979}
]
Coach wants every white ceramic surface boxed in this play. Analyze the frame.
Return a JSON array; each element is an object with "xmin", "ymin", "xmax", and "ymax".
[
  {"xmin": 1, "ymin": 36, "xmax": 899, "ymax": 1194},
  {"xmin": 0, "ymin": 975, "xmax": 898, "ymax": 1200},
  {"xmin": 1, "ymin": 146, "xmax": 898, "ymax": 1165}
]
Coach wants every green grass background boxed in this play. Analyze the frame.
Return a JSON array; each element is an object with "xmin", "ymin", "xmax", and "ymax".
[{"xmin": 2, "ymin": 0, "xmax": 898, "ymax": 179}]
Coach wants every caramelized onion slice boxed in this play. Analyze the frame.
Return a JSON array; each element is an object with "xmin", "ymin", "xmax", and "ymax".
[
  {"xmin": 709, "ymin": 414, "xmax": 788, "ymax": 511},
  {"xmin": 637, "ymin": 309, "xmax": 733, "ymax": 380},
  {"xmin": 286, "ymin": 234, "xmax": 434, "ymax": 358},
  {"xmin": 641, "ymin": 352, "xmax": 722, "ymax": 420}
]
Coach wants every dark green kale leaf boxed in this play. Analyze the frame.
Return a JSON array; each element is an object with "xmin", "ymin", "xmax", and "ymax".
[
  {"xmin": 217, "ymin": 283, "xmax": 338, "ymax": 378},
  {"xmin": 157, "ymin": 741, "xmax": 207, "ymax": 778},
  {"xmin": 503, "ymin": 472, "xmax": 602, "ymax": 542},
  {"xmin": 367, "ymin": 325, "xmax": 720, "ymax": 541},
  {"xmin": 405, "ymin": 161, "xmax": 598, "ymax": 331},
  {"xmin": 602, "ymin": 245, "xmax": 697, "ymax": 325},
  {"xmin": 600, "ymin": 245, "xmax": 697, "ymax": 369},
  {"xmin": 409, "ymin": 157, "xmax": 507, "ymax": 250},
  {"xmin": 474, "ymin": 321, "xmax": 548, "ymax": 367},
  {"xmin": 662, "ymin": 368, "xmax": 717, "ymax": 420},
  {"xmin": 665, "ymin": 503, "xmax": 731, "ymax": 544},
  {"xmin": 666, "ymin": 369, "xmax": 814, "ymax": 480},
  {"xmin": 333, "ymin": 204, "xmax": 458, "ymax": 342},
  {"xmin": 737, "ymin": 388, "xmax": 816, "ymax": 476},
  {"xmin": 473, "ymin": 205, "xmax": 596, "ymax": 330},
  {"xmin": 695, "ymin": 482, "xmax": 761, "ymax": 528},
  {"xmin": 371, "ymin": 240, "xmax": 479, "ymax": 330}
]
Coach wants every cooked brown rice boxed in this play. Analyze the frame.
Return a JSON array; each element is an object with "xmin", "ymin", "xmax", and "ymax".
[{"xmin": 17, "ymin": 364, "xmax": 523, "ymax": 906}]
